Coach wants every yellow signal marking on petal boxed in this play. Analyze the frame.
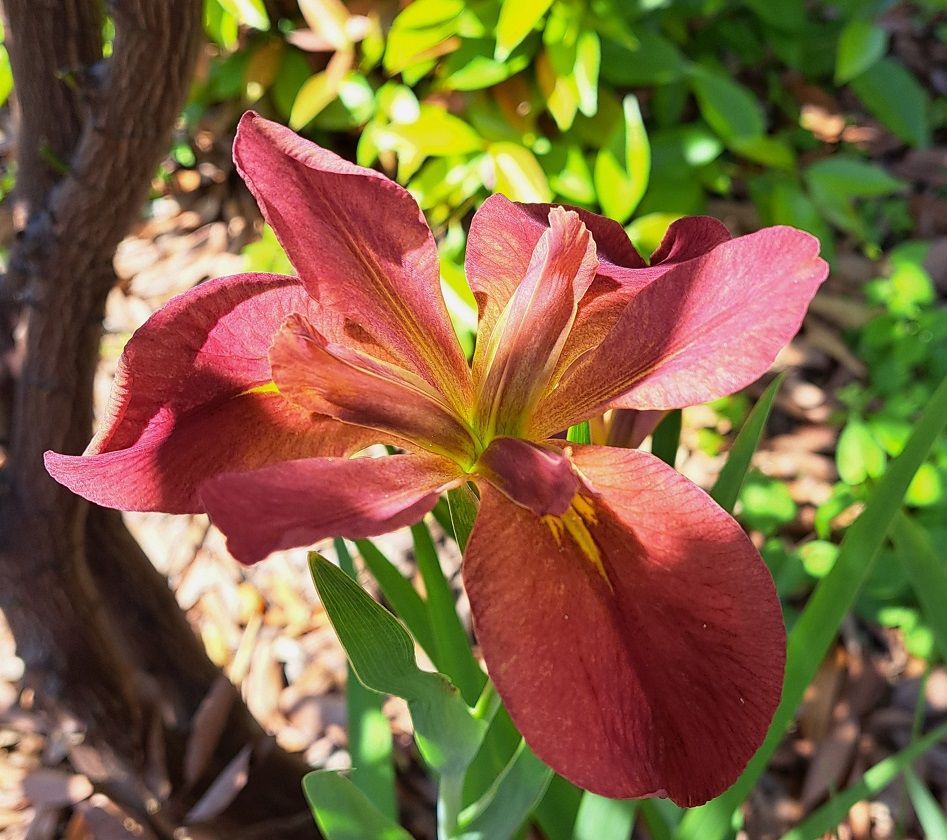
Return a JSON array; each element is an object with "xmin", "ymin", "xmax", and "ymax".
[
  {"xmin": 239, "ymin": 381, "xmax": 281, "ymax": 397},
  {"xmin": 542, "ymin": 495, "xmax": 612, "ymax": 590}
]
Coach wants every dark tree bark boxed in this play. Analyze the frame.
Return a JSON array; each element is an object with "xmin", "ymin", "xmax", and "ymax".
[{"xmin": 0, "ymin": 2, "xmax": 317, "ymax": 836}]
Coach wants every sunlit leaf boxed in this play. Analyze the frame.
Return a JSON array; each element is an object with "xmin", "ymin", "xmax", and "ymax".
[
  {"xmin": 495, "ymin": 0, "xmax": 554, "ymax": 60},
  {"xmin": 593, "ymin": 94, "xmax": 649, "ymax": 223},
  {"xmin": 488, "ymin": 142, "xmax": 552, "ymax": 203},
  {"xmin": 835, "ymin": 19, "xmax": 888, "ymax": 85}
]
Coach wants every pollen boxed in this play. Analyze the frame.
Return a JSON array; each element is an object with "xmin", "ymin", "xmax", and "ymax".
[{"xmin": 542, "ymin": 496, "xmax": 612, "ymax": 590}]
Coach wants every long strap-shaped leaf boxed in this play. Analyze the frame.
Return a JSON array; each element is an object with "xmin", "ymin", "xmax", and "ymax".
[
  {"xmin": 676, "ymin": 374, "xmax": 947, "ymax": 840},
  {"xmin": 333, "ymin": 539, "xmax": 397, "ymax": 821},
  {"xmin": 892, "ymin": 512, "xmax": 947, "ymax": 661},
  {"xmin": 711, "ymin": 374, "xmax": 783, "ymax": 512}
]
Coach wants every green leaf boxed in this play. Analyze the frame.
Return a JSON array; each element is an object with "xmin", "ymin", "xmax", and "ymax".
[
  {"xmin": 835, "ymin": 19, "xmax": 888, "ymax": 84},
  {"xmin": 806, "ymin": 156, "xmax": 905, "ymax": 199},
  {"xmin": 456, "ymin": 740, "xmax": 553, "ymax": 840},
  {"xmin": 574, "ymin": 29, "xmax": 601, "ymax": 117},
  {"xmin": 0, "ymin": 46, "xmax": 12, "ymax": 108},
  {"xmin": 651, "ymin": 409, "xmax": 682, "ymax": 468},
  {"xmin": 851, "ymin": 58, "xmax": 930, "ymax": 147},
  {"xmin": 593, "ymin": 94, "xmax": 650, "ymax": 223},
  {"xmin": 742, "ymin": 0, "xmax": 804, "ymax": 32},
  {"xmin": 216, "ymin": 0, "xmax": 269, "ymax": 30},
  {"xmin": 489, "ymin": 142, "xmax": 552, "ymax": 203},
  {"xmin": 447, "ymin": 484, "xmax": 479, "ymax": 552},
  {"xmin": 782, "ymin": 721, "xmax": 947, "ymax": 840},
  {"xmin": 599, "ymin": 30, "xmax": 685, "ymax": 86},
  {"xmin": 309, "ymin": 553, "xmax": 485, "ymax": 776},
  {"xmin": 905, "ymin": 767, "xmax": 947, "ymax": 840},
  {"xmin": 533, "ymin": 776, "xmax": 583, "ymax": 840},
  {"xmin": 496, "ymin": 0, "xmax": 554, "ymax": 60},
  {"xmin": 837, "ymin": 419, "xmax": 887, "ymax": 485},
  {"xmin": 333, "ymin": 540, "xmax": 397, "ymax": 820},
  {"xmin": 567, "ymin": 421, "xmax": 592, "ymax": 445},
  {"xmin": 379, "ymin": 105, "xmax": 484, "ymax": 159},
  {"xmin": 573, "ymin": 794, "xmax": 637, "ymax": 840},
  {"xmin": 384, "ymin": 0, "xmax": 463, "ymax": 75},
  {"xmin": 411, "ymin": 522, "xmax": 486, "ymax": 704},
  {"xmin": 289, "ymin": 70, "xmax": 344, "ymax": 130},
  {"xmin": 892, "ymin": 513, "xmax": 947, "ymax": 662},
  {"xmin": 687, "ymin": 65, "xmax": 765, "ymax": 145},
  {"xmin": 676, "ymin": 374, "xmax": 947, "ymax": 840},
  {"xmin": 303, "ymin": 771, "xmax": 412, "ymax": 840},
  {"xmin": 354, "ymin": 539, "xmax": 436, "ymax": 659},
  {"xmin": 730, "ymin": 135, "xmax": 796, "ymax": 169},
  {"xmin": 711, "ymin": 375, "xmax": 783, "ymax": 513}
]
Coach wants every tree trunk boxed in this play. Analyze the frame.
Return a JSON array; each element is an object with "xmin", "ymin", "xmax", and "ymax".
[{"xmin": 0, "ymin": 2, "xmax": 317, "ymax": 836}]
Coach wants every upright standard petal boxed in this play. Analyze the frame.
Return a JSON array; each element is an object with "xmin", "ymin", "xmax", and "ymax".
[
  {"xmin": 234, "ymin": 112, "xmax": 471, "ymax": 412},
  {"xmin": 464, "ymin": 445, "xmax": 785, "ymax": 806},
  {"xmin": 465, "ymin": 195, "xmax": 645, "ymax": 383},
  {"xmin": 475, "ymin": 207, "xmax": 598, "ymax": 437},
  {"xmin": 270, "ymin": 313, "xmax": 477, "ymax": 463},
  {"xmin": 533, "ymin": 226, "xmax": 829, "ymax": 436},
  {"xmin": 201, "ymin": 453, "xmax": 463, "ymax": 564},
  {"xmin": 464, "ymin": 199, "xmax": 734, "ymax": 391},
  {"xmin": 45, "ymin": 274, "xmax": 368, "ymax": 513}
]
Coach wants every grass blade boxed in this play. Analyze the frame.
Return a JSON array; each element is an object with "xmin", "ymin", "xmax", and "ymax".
[
  {"xmin": 334, "ymin": 539, "xmax": 397, "ymax": 821},
  {"xmin": 892, "ymin": 512, "xmax": 947, "ymax": 661},
  {"xmin": 677, "ymin": 374, "xmax": 947, "ymax": 840},
  {"xmin": 411, "ymin": 521, "xmax": 486, "ymax": 704},
  {"xmin": 782, "ymin": 721, "xmax": 947, "ymax": 840},
  {"xmin": 711, "ymin": 374, "xmax": 783, "ymax": 513},
  {"xmin": 905, "ymin": 767, "xmax": 947, "ymax": 840}
]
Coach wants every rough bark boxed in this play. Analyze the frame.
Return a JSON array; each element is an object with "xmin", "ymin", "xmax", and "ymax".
[{"xmin": 0, "ymin": 2, "xmax": 317, "ymax": 836}]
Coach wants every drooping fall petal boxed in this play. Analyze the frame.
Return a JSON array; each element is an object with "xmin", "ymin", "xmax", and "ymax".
[
  {"xmin": 270, "ymin": 313, "xmax": 476, "ymax": 463},
  {"xmin": 234, "ymin": 112, "xmax": 471, "ymax": 412},
  {"xmin": 474, "ymin": 436, "xmax": 579, "ymax": 516},
  {"xmin": 201, "ymin": 453, "xmax": 463, "ymax": 564},
  {"xmin": 475, "ymin": 207, "xmax": 598, "ymax": 437},
  {"xmin": 45, "ymin": 274, "xmax": 369, "ymax": 513},
  {"xmin": 533, "ymin": 227, "xmax": 828, "ymax": 436},
  {"xmin": 464, "ymin": 445, "xmax": 785, "ymax": 806}
]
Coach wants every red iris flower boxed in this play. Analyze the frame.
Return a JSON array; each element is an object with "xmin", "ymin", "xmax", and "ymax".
[{"xmin": 47, "ymin": 112, "xmax": 828, "ymax": 806}]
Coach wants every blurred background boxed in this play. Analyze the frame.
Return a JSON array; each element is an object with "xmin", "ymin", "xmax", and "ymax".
[{"xmin": 0, "ymin": 0, "xmax": 945, "ymax": 838}]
